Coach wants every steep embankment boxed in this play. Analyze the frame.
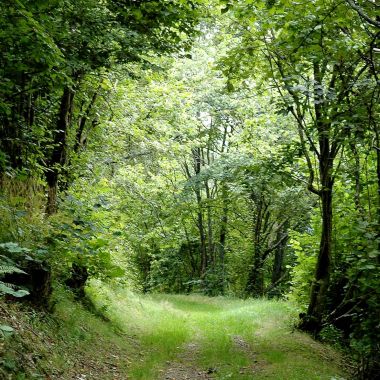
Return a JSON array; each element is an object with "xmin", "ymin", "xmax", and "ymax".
[
  {"xmin": 1, "ymin": 286, "xmax": 349, "ymax": 379},
  {"xmin": 0, "ymin": 290, "xmax": 133, "ymax": 379}
]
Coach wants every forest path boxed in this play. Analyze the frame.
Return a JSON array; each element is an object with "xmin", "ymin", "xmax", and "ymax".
[
  {"xmin": 159, "ymin": 336, "xmax": 260, "ymax": 380},
  {"xmin": 160, "ymin": 341, "xmax": 212, "ymax": 380},
  {"xmin": 90, "ymin": 287, "xmax": 349, "ymax": 380}
]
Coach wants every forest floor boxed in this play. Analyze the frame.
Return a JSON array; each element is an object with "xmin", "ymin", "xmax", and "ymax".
[{"xmin": 1, "ymin": 284, "xmax": 350, "ymax": 379}]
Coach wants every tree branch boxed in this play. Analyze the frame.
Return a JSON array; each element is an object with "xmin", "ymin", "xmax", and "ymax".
[{"xmin": 346, "ymin": 0, "xmax": 380, "ymax": 29}]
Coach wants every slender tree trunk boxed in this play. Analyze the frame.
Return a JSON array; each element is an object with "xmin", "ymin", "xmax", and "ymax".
[
  {"xmin": 374, "ymin": 125, "xmax": 380, "ymax": 256},
  {"xmin": 246, "ymin": 248, "xmax": 264, "ymax": 297},
  {"xmin": 299, "ymin": 63, "xmax": 336, "ymax": 333},
  {"xmin": 219, "ymin": 183, "xmax": 228, "ymax": 267},
  {"xmin": 246, "ymin": 195, "xmax": 265, "ymax": 297},
  {"xmin": 270, "ymin": 223, "xmax": 288, "ymax": 297},
  {"xmin": 302, "ymin": 141, "xmax": 334, "ymax": 333},
  {"xmin": 196, "ymin": 193, "xmax": 207, "ymax": 276},
  {"xmin": 184, "ymin": 226, "xmax": 198, "ymax": 277},
  {"xmin": 46, "ymin": 86, "xmax": 74, "ymax": 215},
  {"xmin": 205, "ymin": 179, "xmax": 214, "ymax": 266},
  {"xmin": 271, "ymin": 242, "xmax": 284, "ymax": 286},
  {"xmin": 219, "ymin": 123, "xmax": 230, "ymax": 271},
  {"xmin": 74, "ymin": 90, "xmax": 98, "ymax": 153},
  {"xmin": 1, "ymin": 116, "xmax": 23, "ymax": 171},
  {"xmin": 192, "ymin": 148, "xmax": 207, "ymax": 276},
  {"xmin": 305, "ymin": 187, "xmax": 332, "ymax": 332}
]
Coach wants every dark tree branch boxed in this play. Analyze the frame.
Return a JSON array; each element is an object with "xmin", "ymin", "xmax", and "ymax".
[{"xmin": 346, "ymin": 0, "xmax": 380, "ymax": 29}]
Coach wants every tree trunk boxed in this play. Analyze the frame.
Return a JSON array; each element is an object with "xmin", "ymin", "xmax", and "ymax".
[
  {"xmin": 4, "ymin": 260, "xmax": 52, "ymax": 308},
  {"xmin": 374, "ymin": 125, "xmax": 380, "ymax": 257},
  {"xmin": 0, "ymin": 74, "xmax": 38, "ymax": 175},
  {"xmin": 46, "ymin": 178, "xmax": 58, "ymax": 215},
  {"xmin": 219, "ymin": 183, "xmax": 228, "ymax": 267},
  {"xmin": 300, "ymin": 63, "xmax": 335, "ymax": 334},
  {"xmin": 246, "ymin": 195, "xmax": 265, "ymax": 297},
  {"xmin": 65, "ymin": 262, "xmax": 89, "ymax": 299},
  {"xmin": 183, "ymin": 226, "xmax": 199, "ymax": 277},
  {"xmin": 192, "ymin": 148, "xmax": 207, "ymax": 276},
  {"xmin": 271, "ymin": 240, "xmax": 285, "ymax": 285},
  {"xmin": 1, "ymin": 118, "xmax": 23, "ymax": 171},
  {"xmin": 205, "ymin": 179, "xmax": 215, "ymax": 266},
  {"xmin": 197, "ymin": 191, "xmax": 207, "ymax": 277},
  {"xmin": 74, "ymin": 90, "xmax": 98, "ymax": 153},
  {"xmin": 301, "ymin": 154, "xmax": 333, "ymax": 334},
  {"xmin": 269, "ymin": 224, "xmax": 288, "ymax": 297},
  {"xmin": 246, "ymin": 252, "xmax": 264, "ymax": 297},
  {"xmin": 45, "ymin": 86, "xmax": 74, "ymax": 215}
]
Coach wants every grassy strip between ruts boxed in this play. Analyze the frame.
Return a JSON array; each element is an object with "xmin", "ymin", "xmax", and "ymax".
[{"xmin": 89, "ymin": 283, "xmax": 349, "ymax": 380}]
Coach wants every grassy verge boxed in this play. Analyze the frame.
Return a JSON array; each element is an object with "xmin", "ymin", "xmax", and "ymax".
[{"xmin": 0, "ymin": 288, "xmax": 134, "ymax": 380}]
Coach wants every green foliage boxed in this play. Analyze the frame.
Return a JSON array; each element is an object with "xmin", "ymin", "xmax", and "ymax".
[
  {"xmin": 148, "ymin": 248, "xmax": 191, "ymax": 293},
  {"xmin": 202, "ymin": 264, "xmax": 227, "ymax": 296},
  {"xmin": 0, "ymin": 324, "xmax": 14, "ymax": 337},
  {"xmin": 0, "ymin": 262, "xmax": 29, "ymax": 298},
  {"xmin": 0, "ymin": 0, "xmax": 378, "ymax": 377},
  {"xmin": 287, "ymin": 226, "xmax": 319, "ymax": 309},
  {"xmin": 332, "ymin": 195, "xmax": 380, "ymax": 375},
  {"xmin": 319, "ymin": 325, "xmax": 344, "ymax": 348},
  {"xmin": 0, "ymin": 246, "xmax": 30, "ymax": 298},
  {"xmin": 0, "ymin": 178, "xmax": 48, "ymax": 245},
  {"xmin": 50, "ymin": 204, "xmax": 126, "ymax": 283}
]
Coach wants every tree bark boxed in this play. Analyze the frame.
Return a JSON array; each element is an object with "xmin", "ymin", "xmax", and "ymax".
[
  {"xmin": 246, "ymin": 194, "xmax": 266, "ymax": 297},
  {"xmin": 219, "ymin": 183, "xmax": 228, "ymax": 267},
  {"xmin": 374, "ymin": 125, "xmax": 380, "ymax": 255},
  {"xmin": 192, "ymin": 148, "xmax": 208, "ymax": 276},
  {"xmin": 74, "ymin": 90, "xmax": 98, "ymax": 153},
  {"xmin": 45, "ymin": 86, "xmax": 74, "ymax": 215},
  {"xmin": 246, "ymin": 251, "xmax": 264, "ymax": 297},
  {"xmin": 205, "ymin": 179, "xmax": 215, "ymax": 265},
  {"xmin": 298, "ymin": 62, "xmax": 336, "ymax": 334},
  {"xmin": 303, "ymin": 187, "xmax": 332, "ymax": 333},
  {"xmin": 270, "ymin": 223, "xmax": 288, "ymax": 297},
  {"xmin": 301, "ymin": 131, "xmax": 334, "ymax": 333}
]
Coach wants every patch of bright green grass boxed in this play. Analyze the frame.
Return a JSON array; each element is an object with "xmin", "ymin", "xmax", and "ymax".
[
  {"xmin": 4, "ymin": 283, "xmax": 346, "ymax": 380},
  {"xmin": 87, "ymin": 284, "xmax": 196, "ymax": 379},
  {"xmin": 87, "ymin": 284, "xmax": 348, "ymax": 380}
]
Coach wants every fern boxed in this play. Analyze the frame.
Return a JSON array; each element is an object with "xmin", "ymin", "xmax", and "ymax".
[
  {"xmin": 0, "ymin": 249, "xmax": 29, "ymax": 298},
  {"xmin": 0, "ymin": 281, "xmax": 29, "ymax": 297},
  {"xmin": 0, "ymin": 264, "xmax": 26, "ymax": 275}
]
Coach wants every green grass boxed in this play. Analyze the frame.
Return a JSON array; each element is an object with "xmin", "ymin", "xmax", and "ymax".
[
  {"xmin": 0, "ymin": 288, "xmax": 133, "ymax": 379},
  {"xmin": 88, "ymin": 283, "xmax": 349, "ymax": 380},
  {"xmin": 1, "ymin": 283, "xmax": 348, "ymax": 379}
]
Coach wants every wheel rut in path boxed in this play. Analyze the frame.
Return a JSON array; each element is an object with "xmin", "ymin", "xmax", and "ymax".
[
  {"xmin": 160, "ymin": 342, "xmax": 214, "ymax": 380},
  {"xmin": 160, "ymin": 334, "xmax": 264, "ymax": 379}
]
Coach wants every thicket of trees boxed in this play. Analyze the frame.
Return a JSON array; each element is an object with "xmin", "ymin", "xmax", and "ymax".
[{"xmin": 0, "ymin": 0, "xmax": 379, "ymax": 378}]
